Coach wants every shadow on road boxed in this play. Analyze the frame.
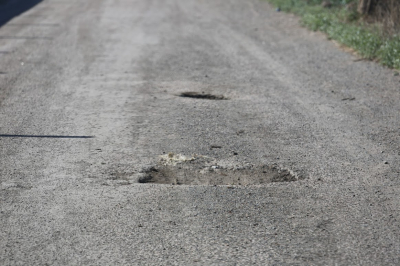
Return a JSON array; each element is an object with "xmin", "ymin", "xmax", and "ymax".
[
  {"xmin": 0, "ymin": 0, "xmax": 42, "ymax": 28},
  {"xmin": 0, "ymin": 36, "xmax": 52, "ymax": 39},
  {"xmin": 0, "ymin": 135, "xmax": 94, "ymax": 139}
]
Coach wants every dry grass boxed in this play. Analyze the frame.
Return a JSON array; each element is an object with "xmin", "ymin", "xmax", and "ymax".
[{"xmin": 368, "ymin": 0, "xmax": 400, "ymax": 35}]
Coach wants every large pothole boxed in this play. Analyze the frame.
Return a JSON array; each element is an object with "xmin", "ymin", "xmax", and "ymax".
[{"xmin": 138, "ymin": 153, "xmax": 297, "ymax": 185}]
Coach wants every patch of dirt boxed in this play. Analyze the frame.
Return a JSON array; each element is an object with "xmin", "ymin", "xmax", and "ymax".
[
  {"xmin": 179, "ymin": 91, "xmax": 227, "ymax": 100},
  {"xmin": 138, "ymin": 154, "xmax": 297, "ymax": 185}
]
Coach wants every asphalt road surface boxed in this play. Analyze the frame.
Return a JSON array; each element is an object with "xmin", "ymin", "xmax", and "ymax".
[{"xmin": 1, "ymin": 0, "xmax": 400, "ymax": 265}]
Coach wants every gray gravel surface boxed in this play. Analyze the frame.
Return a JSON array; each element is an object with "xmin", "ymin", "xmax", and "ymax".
[{"xmin": 1, "ymin": 0, "xmax": 400, "ymax": 265}]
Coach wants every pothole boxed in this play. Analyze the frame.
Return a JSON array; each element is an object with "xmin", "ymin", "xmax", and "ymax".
[
  {"xmin": 178, "ymin": 91, "xmax": 227, "ymax": 100},
  {"xmin": 138, "ymin": 153, "xmax": 297, "ymax": 185}
]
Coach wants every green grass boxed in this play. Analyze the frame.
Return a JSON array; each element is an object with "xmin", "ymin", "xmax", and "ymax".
[{"xmin": 267, "ymin": 0, "xmax": 400, "ymax": 69}]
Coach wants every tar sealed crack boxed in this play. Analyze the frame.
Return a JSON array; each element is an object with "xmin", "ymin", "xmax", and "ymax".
[
  {"xmin": 138, "ymin": 154, "xmax": 297, "ymax": 185},
  {"xmin": 179, "ymin": 92, "xmax": 227, "ymax": 100}
]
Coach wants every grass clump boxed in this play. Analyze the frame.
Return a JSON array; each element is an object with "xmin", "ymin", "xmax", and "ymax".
[{"xmin": 266, "ymin": 0, "xmax": 400, "ymax": 69}]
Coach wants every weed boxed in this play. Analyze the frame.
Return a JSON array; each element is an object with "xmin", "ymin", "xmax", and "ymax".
[{"xmin": 266, "ymin": 0, "xmax": 400, "ymax": 69}]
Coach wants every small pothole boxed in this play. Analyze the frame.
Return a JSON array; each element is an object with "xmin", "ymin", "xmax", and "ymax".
[
  {"xmin": 179, "ymin": 92, "xmax": 227, "ymax": 100},
  {"xmin": 138, "ymin": 154, "xmax": 297, "ymax": 185}
]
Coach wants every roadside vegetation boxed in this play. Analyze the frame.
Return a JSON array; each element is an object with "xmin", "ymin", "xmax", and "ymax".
[{"xmin": 266, "ymin": 0, "xmax": 400, "ymax": 69}]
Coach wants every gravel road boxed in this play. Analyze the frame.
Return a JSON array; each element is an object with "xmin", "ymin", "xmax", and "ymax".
[{"xmin": 1, "ymin": 0, "xmax": 400, "ymax": 265}]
